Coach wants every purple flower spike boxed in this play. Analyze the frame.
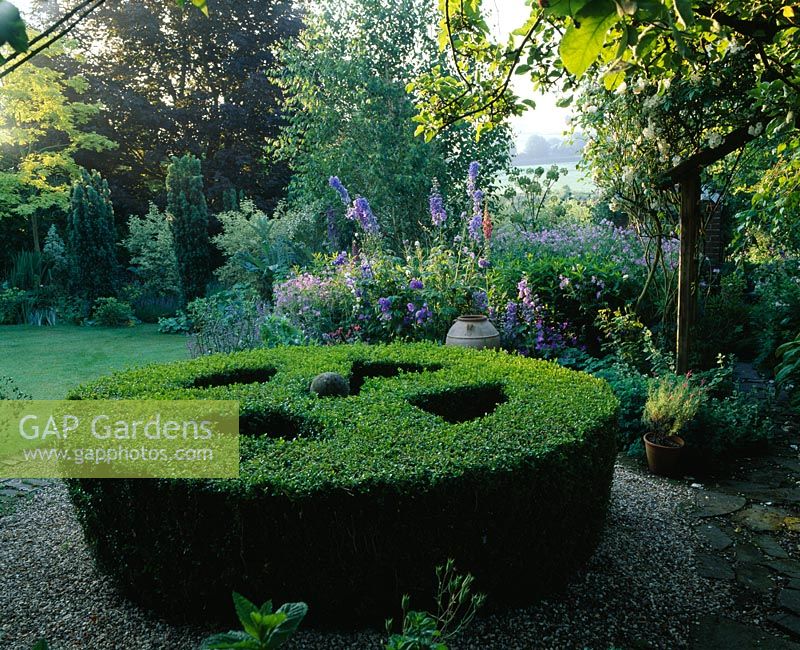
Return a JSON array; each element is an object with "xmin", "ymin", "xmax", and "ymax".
[
  {"xmin": 467, "ymin": 161, "xmax": 480, "ymax": 197},
  {"xmin": 353, "ymin": 196, "xmax": 380, "ymax": 234},
  {"xmin": 329, "ymin": 176, "xmax": 351, "ymax": 205},
  {"xmin": 468, "ymin": 213, "xmax": 483, "ymax": 242},
  {"xmin": 429, "ymin": 183, "xmax": 447, "ymax": 227}
]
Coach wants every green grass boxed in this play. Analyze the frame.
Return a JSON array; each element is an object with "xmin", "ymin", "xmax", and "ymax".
[{"xmin": 0, "ymin": 324, "xmax": 189, "ymax": 399}]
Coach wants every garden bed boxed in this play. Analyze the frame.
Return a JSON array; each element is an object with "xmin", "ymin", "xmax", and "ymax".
[{"xmin": 67, "ymin": 343, "xmax": 618, "ymax": 626}]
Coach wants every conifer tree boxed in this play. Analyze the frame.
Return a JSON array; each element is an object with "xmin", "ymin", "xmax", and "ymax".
[
  {"xmin": 66, "ymin": 169, "xmax": 119, "ymax": 304},
  {"xmin": 166, "ymin": 154, "xmax": 210, "ymax": 302}
]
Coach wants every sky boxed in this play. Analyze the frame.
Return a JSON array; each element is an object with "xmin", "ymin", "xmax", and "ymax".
[
  {"xmin": 486, "ymin": 0, "xmax": 572, "ymax": 146},
  {"xmin": 14, "ymin": 0, "xmax": 570, "ymax": 151}
]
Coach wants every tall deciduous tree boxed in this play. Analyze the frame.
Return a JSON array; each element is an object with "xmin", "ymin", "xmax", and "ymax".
[
  {"xmin": 0, "ymin": 44, "xmax": 115, "ymax": 269},
  {"xmin": 271, "ymin": 0, "xmax": 512, "ymax": 251},
  {"xmin": 167, "ymin": 153, "xmax": 210, "ymax": 302},
  {"xmin": 66, "ymin": 168, "xmax": 118, "ymax": 303},
  {"xmin": 61, "ymin": 0, "xmax": 300, "ymax": 220}
]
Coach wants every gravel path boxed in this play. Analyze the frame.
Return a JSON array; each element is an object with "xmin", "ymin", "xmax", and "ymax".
[{"xmin": 0, "ymin": 462, "xmax": 729, "ymax": 650}]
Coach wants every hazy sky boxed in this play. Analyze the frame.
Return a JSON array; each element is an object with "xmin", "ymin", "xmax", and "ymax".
[{"xmin": 14, "ymin": 0, "xmax": 569, "ymax": 149}]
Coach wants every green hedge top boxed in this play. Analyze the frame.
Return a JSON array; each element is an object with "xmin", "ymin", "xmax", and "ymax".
[{"xmin": 70, "ymin": 343, "xmax": 618, "ymax": 497}]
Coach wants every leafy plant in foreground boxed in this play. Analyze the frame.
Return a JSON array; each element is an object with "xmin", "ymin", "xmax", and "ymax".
[
  {"xmin": 200, "ymin": 592, "xmax": 307, "ymax": 650},
  {"xmin": 386, "ymin": 559, "xmax": 485, "ymax": 650},
  {"xmin": 776, "ymin": 332, "xmax": 800, "ymax": 412}
]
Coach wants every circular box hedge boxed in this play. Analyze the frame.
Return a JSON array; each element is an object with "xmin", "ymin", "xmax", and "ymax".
[{"xmin": 67, "ymin": 343, "xmax": 618, "ymax": 626}]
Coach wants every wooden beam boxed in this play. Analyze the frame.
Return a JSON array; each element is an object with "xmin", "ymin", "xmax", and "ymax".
[
  {"xmin": 657, "ymin": 120, "xmax": 764, "ymax": 189},
  {"xmin": 676, "ymin": 171, "xmax": 701, "ymax": 374}
]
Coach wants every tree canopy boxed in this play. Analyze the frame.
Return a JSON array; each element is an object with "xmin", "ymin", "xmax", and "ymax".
[{"xmin": 412, "ymin": 0, "xmax": 798, "ymax": 161}]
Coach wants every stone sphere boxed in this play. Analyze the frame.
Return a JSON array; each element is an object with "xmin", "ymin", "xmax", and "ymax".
[{"xmin": 310, "ymin": 372, "xmax": 350, "ymax": 397}]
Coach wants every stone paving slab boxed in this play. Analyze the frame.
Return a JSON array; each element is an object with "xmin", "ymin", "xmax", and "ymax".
[
  {"xmin": 735, "ymin": 505, "xmax": 800, "ymax": 533},
  {"xmin": 779, "ymin": 590, "xmax": 800, "ymax": 616},
  {"xmin": 770, "ymin": 613, "xmax": 800, "ymax": 640},
  {"xmin": 697, "ymin": 553, "xmax": 735, "ymax": 580},
  {"xmin": 696, "ymin": 522, "xmax": 734, "ymax": 550},
  {"xmin": 694, "ymin": 491, "xmax": 747, "ymax": 517},
  {"xmin": 690, "ymin": 616, "xmax": 800, "ymax": 649}
]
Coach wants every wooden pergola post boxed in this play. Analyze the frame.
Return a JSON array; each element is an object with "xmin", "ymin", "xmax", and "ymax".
[
  {"xmin": 659, "ymin": 119, "xmax": 764, "ymax": 375},
  {"xmin": 676, "ymin": 171, "xmax": 701, "ymax": 374}
]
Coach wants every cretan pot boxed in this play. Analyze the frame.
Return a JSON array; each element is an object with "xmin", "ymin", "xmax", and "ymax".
[
  {"xmin": 445, "ymin": 315, "xmax": 501, "ymax": 350},
  {"xmin": 643, "ymin": 433, "xmax": 685, "ymax": 477}
]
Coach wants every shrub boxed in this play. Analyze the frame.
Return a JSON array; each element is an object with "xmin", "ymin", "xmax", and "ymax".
[
  {"xmin": 42, "ymin": 225, "xmax": 68, "ymax": 292},
  {"xmin": 91, "ymin": 297, "xmax": 134, "ymax": 327},
  {"xmin": 67, "ymin": 343, "xmax": 618, "ymax": 626},
  {"xmin": 592, "ymin": 361, "xmax": 650, "ymax": 452},
  {"xmin": 684, "ymin": 391, "xmax": 773, "ymax": 467},
  {"xmin": 751, "ymin": 258, "xmax": 800, "ymax": 368},
  {"xmin": 776, "ymin": 332, "xmax": 800, "ymax": 412},
  {"xmin": 0, "ymin": 287, "xmax": 27, "ymax": 324},
  {"xmin": 212, "ymin": 199, "xmax": 301, "ymax": 299},
  {"xmin": 693, "ymin": 270, "xmax": 752, "ymax": 368},
  {"xmin": 186, "ymin": 287, "xmax": 269, "ymax": 356},
  {"xmin": 158, "ymin": 312, "xmax": 191, "ymax": 334}
]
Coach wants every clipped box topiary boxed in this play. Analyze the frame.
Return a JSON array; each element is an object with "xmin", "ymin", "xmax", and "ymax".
[{"xmin": 67, "ymin": 343, "xmax": 618, "ymax": 627}]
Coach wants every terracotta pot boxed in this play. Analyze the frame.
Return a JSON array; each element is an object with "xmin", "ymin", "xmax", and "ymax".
[
  {"xmin": 445, "ymin": 315, "xmax": 500, "ymax": 350},
  {"xmin": 643, "ymin": 433, "xmax": 685, "ymax": 477}
]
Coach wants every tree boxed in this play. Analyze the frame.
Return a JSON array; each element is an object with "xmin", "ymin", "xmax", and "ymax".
[
  {"xmin": 66, "ymin": 168, "xmax": 118, "ymax": 303},
  {"xmin": 0, "ymin": 0, "xmax": 208, "ymax": 79},
  {"xmin": 0, "ymin": 44, "xmax": 115, "ymax": 269},
  {"xmin": 167, "ymin": 153, "xmax": 210, "ymax": 302},
  {"xmin": 412, "ymin": 0, "xmax": 800, "ymax": 371},
  {"xmin": 271, "ymin": 0, "xmax": 512, "ymax": 251},
  {"xmin": 59, "ymin": 0, "xmax": 300, "ymax": 221},
  {"xmin": 123, "ymin": 203, "xmax": 182, "ymax": 299}
]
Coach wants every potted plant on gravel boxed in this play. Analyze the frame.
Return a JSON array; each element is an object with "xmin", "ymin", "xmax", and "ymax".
[{"xmin": 642, "ymin": 373, "xmax": 705, "ymax": 476}]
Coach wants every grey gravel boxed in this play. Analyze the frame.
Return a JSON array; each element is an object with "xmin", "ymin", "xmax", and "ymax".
[{"xmin": 0, "ymin": 463, "xmax": 730, "ymax": 650}]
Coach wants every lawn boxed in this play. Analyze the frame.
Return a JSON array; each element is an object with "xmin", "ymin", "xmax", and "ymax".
[{"xmin": 0, "ymin": 325, "xmax": 189, "ymax": 399}]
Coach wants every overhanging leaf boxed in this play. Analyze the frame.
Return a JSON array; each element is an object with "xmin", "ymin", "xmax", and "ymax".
[
  {"xmin": 0, "ymin": 1, "xmax": 28, "ymax": 53},
  {"xmin": 673, "ymin": 0, "xmax": 694, "ymax": 28},
  {"xmin": 545, "ymin": 0, "xmax": 591, "ymax": 18},
  {"xmin": 559, "ymin": 0, "xmax": 620, "ymax": 77}
]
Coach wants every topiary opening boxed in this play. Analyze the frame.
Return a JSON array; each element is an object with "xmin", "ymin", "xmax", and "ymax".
[
  {"xmin": 349, "ymin": 360, "xmax": 441, "ymax": 395},
  {"xmin": 191, "ymin": 367, "xmax": 277, "ymax": 389},
  {"xmin": 239, "ymin": 410, "xmax": 306, "ymax": 439},
  {"xmin": 411, "ymin": 384, "xmax": 508, "ymax": 423}
]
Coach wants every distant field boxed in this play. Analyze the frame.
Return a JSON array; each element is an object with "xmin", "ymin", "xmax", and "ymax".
[{"xmin": 505, "ymin": 160, "xmax": 596, "ymax": 196}]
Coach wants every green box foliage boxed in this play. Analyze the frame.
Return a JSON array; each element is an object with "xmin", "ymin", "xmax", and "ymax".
[{"xmin": 67, "ymin": 343, "xmax": 618, "ymax": 626}]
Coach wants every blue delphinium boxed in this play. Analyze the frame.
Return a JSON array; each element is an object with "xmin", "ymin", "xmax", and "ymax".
[
  {"xmin": 466, "ymin": 161, "xmax": 484, "ymax": 242},
  {"xmin": 467, "ymin": 161, "xmax": 480, "ymax": 197},
  {"xmin": 351, "ymin": 197, "xmax": 380, "ymax": 234},
  {"xmin": 429, "ymin": 181, "xmax": 447, "ymax": 227},
  {"xmin": 472, "ymin": 290, "xmax": 489, "ymax": 313},
  {"xmin": 329, "ymin": 176, "xmax": 350, "ymax": 205}
]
